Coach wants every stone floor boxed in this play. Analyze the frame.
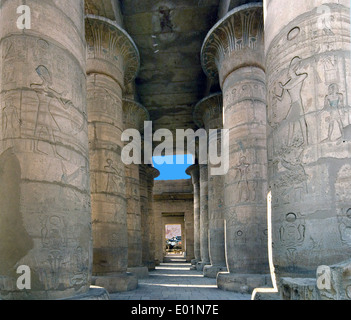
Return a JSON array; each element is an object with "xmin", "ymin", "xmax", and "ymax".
[{"xmin": 110, "ymin": 255, "xmax": 251, "ymax": 300}]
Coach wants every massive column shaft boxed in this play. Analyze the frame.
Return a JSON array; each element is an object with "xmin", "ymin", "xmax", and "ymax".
[
  {"xmin": 85, "ymin": 15, "xmax": 139, "ymax": 292},
  {"xmin": 186, "ymin": 164, "xmax": 201, "ymax": 267},
  {"xmin": 139, "ymin": 164, "xmax": 159, "ymax": 270},
  {"xmin": 194, "ymin": 93, "xmax": 227, "ymax": 278},
  {"xmin": 147, "ymin": 166, "xmax": 160, "ymax": 267},
  {"xmin": 139, "ymin": 165, "xmax": 150, "ymax": 269},
  {"xmin": 201, "ymin": 3, "xmax": 270, "ymax": 292},
  {"xmin": 0, "ymin": 0, "xmax": 91, "ymax": 300},
  {"xmin": 265, "ymin": 0, "xmax": 351, "ymax": 280},
  {"xmin": 123, "ymin": 98, "xmax": 149, "ymax": 279},
  {"xmin": 196, "ymin": 164, "xmax": 210, "ymax": 271}
]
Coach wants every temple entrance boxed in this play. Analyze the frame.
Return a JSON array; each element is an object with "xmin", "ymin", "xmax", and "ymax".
[
  {"xmin": 165, "ymin": 224, "xmax": 183, "ymax": 254},
  {"xmin": 161, "ymin": 214, "xmax": 186, "ymax": 259}
]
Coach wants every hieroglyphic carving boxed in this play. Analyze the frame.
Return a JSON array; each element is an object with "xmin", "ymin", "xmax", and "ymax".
[
  {"xmin": 70, "ymin": 246, "xmax": 88, "ymax": 286},
  {"xmin": 88, "ymin": 86, "xmax": 119, "ymax": 118},
  {"xmin": 322, "ymin": 55, "xmax": 339, "ymax": 85},
  {"xmin": 40, "ymin": 215, "xmax": 67, "ymax": 289},
  {"xmin": 272, "ymin": 141, "xmax": 308, "ymax": 208},
  {"xmin": 1, "ymin": 37, "xmax": 27, "ymax": 88},
  {"xmin": 278, "ymin": 212, "xmax": 306, "ymax": 270}
]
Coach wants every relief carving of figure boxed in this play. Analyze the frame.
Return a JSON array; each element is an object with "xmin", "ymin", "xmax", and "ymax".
[
  {"xmin": 31, "ymin": 65, "xmax": 83, "ymax": 158},
  {"xmin": 234, "ymin": 156, "xmax": 250, "ymax": 203},
  {"xmin": 31, "ymin": 66, "xmax": 69, "ymax": 158},
  {"xmin": 2, "ymin": 99, "xmax": 21, "ymax": 150},
  {"xmin": 274, "ymin": 56, "xmax": 309, "ymax": 147},
  {"xmin": 322, "ymin": 83, "xmax": 345, "ymax": 143},
  {"xmin": 104, "ymin": 159, "xmax": 123, "ymax": 194}
]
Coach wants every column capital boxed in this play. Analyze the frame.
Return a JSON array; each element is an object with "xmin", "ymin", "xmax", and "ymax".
[
  {"xmin": 147, "ymin": 166, "xmax": 160, "ymax": 180},
  {"xmin": 193, "ymin": 93, "xmax": 223, "ymax": 131},
  {"xmin": 123, "ymin": 98, "xmax": 150, "ymax": 132},
  {"xmin": 140, "ymin": 164, "xmax": 160, "ymax": 181},
  {"xmin": 186, "ymin": 164, "xmax": 200, "ymax": 185},
  {"xmin": 201, "ymin": 3, "xmax": 264, "ymax": 88},
  {"xmin": 85, "ymin": 15, "xmax": 140, "ymax": 87}
]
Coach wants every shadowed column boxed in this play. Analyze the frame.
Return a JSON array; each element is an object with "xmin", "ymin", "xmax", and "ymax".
[
  {"xmin": 146, "ymin": 166, "xmax": 160, "ymax": 268},
  {"xmin": 196, "ymin": 164, "xmax": 211, "ymax": 271},
  {"xmin": 194, "ymin": 93, "xmax": 227, "ymax": 278},
  {"xmin": 85, "ymin": 15, "xmax": 140, "ymax": 293},
  {"xmin": 0, "ymin": 0, "xmax": 95, "ymax": 300},
  {"xmin": 186, "ymin": 164, "xmax": 201, "ymax": 268},
  {"xmin": 201, "ymin": 3, "xmax": 270, "ymax": 293},
  {"xmin": 123, "ymin": 98, "xmax": 150, "ymax": 279},
  {"xmin": 140, "ymin": 164, "xmax": 159, "ymax": 270}
]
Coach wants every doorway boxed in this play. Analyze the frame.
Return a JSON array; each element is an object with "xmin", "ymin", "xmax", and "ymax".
[{"xmin": 165, "ymin": 224, "xmax": 183, "ymax": 254}]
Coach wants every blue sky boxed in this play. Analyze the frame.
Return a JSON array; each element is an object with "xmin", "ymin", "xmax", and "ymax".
[{"xmin": 153, "ymin": 154, "xmax": 194, "ymax": 180}]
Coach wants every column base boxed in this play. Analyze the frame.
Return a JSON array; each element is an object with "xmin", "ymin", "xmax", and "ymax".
[
  {"xmin": 63, "ymin": 286, "xmax": 110, "ymax": 300},
  {"xmin": 203, "ymin": 265, "xmax": 228, "ymax": 278},
  {"xmin": 92, "ymin": 273, "xmax": 138, "ymax": 293},
  {"xmin": 252, "ymin": 291, "xmax": 281, "ymax": 300},
  {"xmin": 217, "ymin": 272, "xmax": 272, "ymax": 294},
  {"xmin": 190, "ymin": 259, "xmax": 198, "ymax": 270},
  {"xmin": 127, "ymin": 266, "xmax": 149, "ymax": 279},
  {"xmin": 196, "ymin": 261, "xmax": 210, "ymax": 271},
  {"xmin": 146, "ymin": 261, "xmax": 156, "ymax": 271},
  {"xmin": 280, "ymin": 277, "xmax": 320, "ymax": 300}
]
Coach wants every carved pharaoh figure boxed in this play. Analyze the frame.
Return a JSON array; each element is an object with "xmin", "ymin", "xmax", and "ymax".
[{"xmin": 274, "ymin": 56, "xmax": 309, "ymax": 147}]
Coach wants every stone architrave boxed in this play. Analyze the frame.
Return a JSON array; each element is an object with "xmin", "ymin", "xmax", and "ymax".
[
  {"xmin": 123, "ymin": 98, "xmax": 150, "ymax": 279},
  {"xmin": 265, "ymin": 0, "xmax": 351, "ymax": 285},
  {"xmin": 0, "ymin": 0, "xmax": 97, "ymax": 300},
  {"xmin": 186, "ymin": 165, "xmax": 201, "ymax": 268},
  {"xmin": 194, "ymin": 93, "xmax": 227, "ymax": 278},
  {"xmin": 201, "ymin": 3, "xmax": 270, "ymax": 292},
  {"xmin": 85, "ymin": 15, "xmax": 140, "ymax": 292}
]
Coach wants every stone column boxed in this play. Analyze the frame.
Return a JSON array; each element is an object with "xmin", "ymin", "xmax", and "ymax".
[
  {"xmin": 186, "ymin": 164, "xmax": 201, "ymax": 268},
  {"xmin": 0, "ymin": 0, "xmax": 94, "ymax": 300},
  {"xmin": 194, "ymin": 93, "xmax": 227, "ymax": 278},
  {"xmin": 196, "ymin": 164, "xmax": 211, "ymax": 271},
  {"xmin": 201, "ymin": 3, "xmax": 270, "ymax": 292},
  {"xmin": 123, "ymin": 98, "xmax": 149, "ymax": 279},
  {"xmin": 139, "ymin": 164, "xmax": 150, "ymax": 269},
  {"xmin": 85, "ymin": 15, "xmax": 139, "ymax": 293},
  {"xmin": 146, "ymin": 166, "xmax": 160, "ymax": 268},
  {"xmin": 265, "ymin": 0, "xmax": 351, "ymax": 284},
  {"xmin": 140, "ymin": 164, "xmax": 159, "ymax": 269}
]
